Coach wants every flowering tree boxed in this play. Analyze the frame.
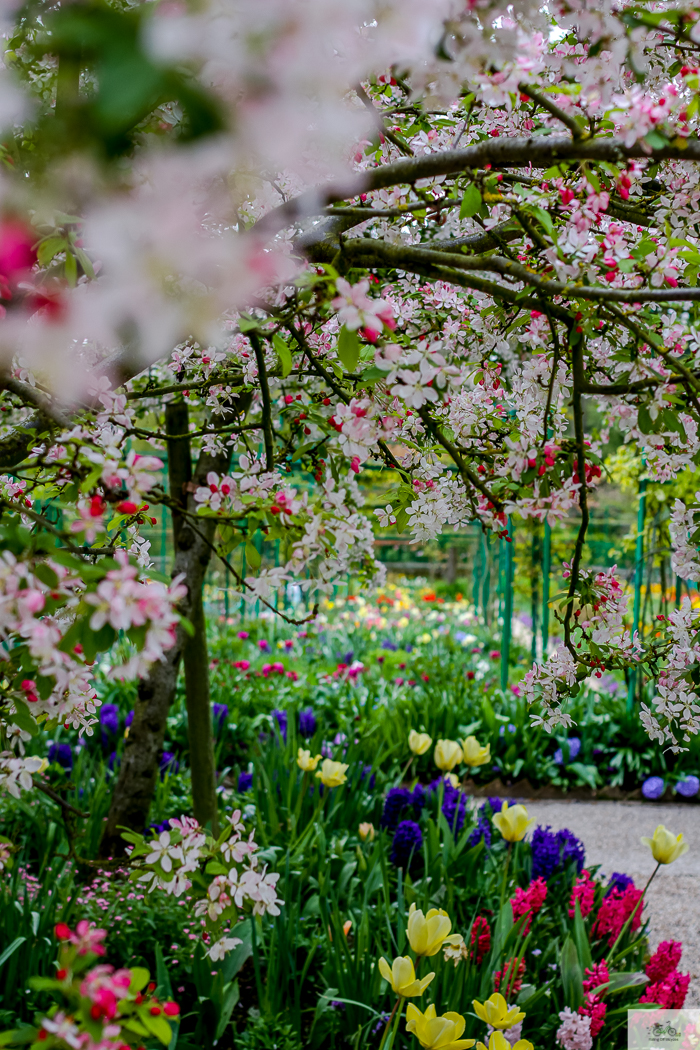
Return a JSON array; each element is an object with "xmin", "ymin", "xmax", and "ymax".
[{"xmin": 4, "ymin": 0, "xmax": 700, "ymax": 841}]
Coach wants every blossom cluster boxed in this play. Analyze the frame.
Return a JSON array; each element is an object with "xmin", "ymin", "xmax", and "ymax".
[{"xmin": 123, "ymin": 811, "xmax": 282, "ymax": 961}]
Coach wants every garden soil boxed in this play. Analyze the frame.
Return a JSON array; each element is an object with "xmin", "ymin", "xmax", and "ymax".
[{"xmin": 524, "ymin": 800, "xmax": 700, "ymax": 1006}]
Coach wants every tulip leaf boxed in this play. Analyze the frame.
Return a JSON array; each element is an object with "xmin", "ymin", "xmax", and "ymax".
[
  {"xmin": 337, "ymin": 326, "xmax": 359, "ymax": 372},
  {"xmin": 560, "ymin": 934, "xmax": 584, "ymax": 1009},
  {"xmin": 572, "ymin": 900, "xmax": 593, "ymax": 970}
]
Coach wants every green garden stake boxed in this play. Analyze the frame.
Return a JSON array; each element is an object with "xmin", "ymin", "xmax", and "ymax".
[
  {"xmin": 472, "ymin": 525, "xmax": 482, "ymax": 611},
  {"xmin": 500, "ymin": 518, "xmax": 514, "ymax": 692},
  {"xmin": 240, "ymin": 547, "xmax": 246, "ymax": 621},
  {"xmin": 676, "ymin": 575, "xmax": 682, "ymax": 609},
  {"xmin": 627, "ymin": 474, "xmax": 647, "ymax": 712},
  {"xmin": 482, "ymin": 532, "xmax": 490, "ymax": 623},
  {"xmin": 542, "ymin": 520, "xmax": 551, "ymax": 659},
  {"xmin": 530, "ymin": 530, "xmax": 538, "ymax": 664}
]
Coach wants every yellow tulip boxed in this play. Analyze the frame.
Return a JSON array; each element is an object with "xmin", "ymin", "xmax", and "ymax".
[
  {"xmin": 492, "ymin": 802, "xmax": 534, "ymax": 843},
  {"xmin": 461, "ymin": 736, "xmax": 491, "ymax": 768},
  {"xmin": 315, "ymin": 758, "xmax": 349, "ymax": 788},
  {"xmin": 409, "ymin": 730, "xmax": 433, "ymax": 756},
  {"xmin": 472, "ymin": 993, "xmax": 525, "ymax": 1031},
  {"xmin": 297, "ymin": 748, "xmax": 321, "ymax": 772},
  {"xmin": 359, "ymin": 822, "xmax": 375, "ymax": 841},
  {"xmin": 406, "ymin": 903, "xmax": 461, "ymax": 957},
  {"xmin": 405, "ymin": 1003, "xmax": 475, "ymax": 1050},
  {"xmin": 444, "ymin": 773, "xmax": 460, "ymax": 788},
  {"xmin": 641, "ymin": 824, "xmax": 689, "ymax": 865},
  {"xmin": 477, "ymin": 1036, "xmax": 533, "ymax": 1050},
  {"xmin": 434, "ymin": 739, "xmax": 463, "ymax": 772},
  {"xmin": 378, "ymin": 956, "xmax": 435, "ymax": 997}
]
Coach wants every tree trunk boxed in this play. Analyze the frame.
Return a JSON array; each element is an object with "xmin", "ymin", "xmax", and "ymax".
[
  {"xmin": 99, "ymin": 409, "xmax": 229, "ymax": 857},
  {"xmin": 183, "ymin": 589, "xmax": 218, "ymax": 833}
]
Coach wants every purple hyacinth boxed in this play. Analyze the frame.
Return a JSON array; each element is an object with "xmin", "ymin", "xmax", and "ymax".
[
  {"xmin": 125, "ymin": 710, "xmax": 134, "ymax": 729},
  {"xmin": 147, "ymin": 819, "xmax": 171, "ymax": 835},
  {"xmin": 390, "ymin": 820, "xmax": 423, "ymax": 869},
  {"xmin": 159, "ymin": 752, "xmax": 179, "ymax": 778},
  {"xmin": 360, "ymin": 765, "xmax": 376, "ymax": 790},
  {"xmin": 99, "ymin": 703, "xmax": 119, "ymax": 745},
  {"xmin": 485, "ymin": 797, "xmax": 504, "ymax": 814},
  {"xmin": 676, "ymin": 775, "xmax": 700, "ymax": 798},
  {"xmin": 48, "ymin": 743, "xmax": 73, "ymax": 770},
  {"xmin": 605, "ymin": 871, "xmax": 634, "ymax": 896},
  {"xmin": 107, "ymin": 751, "xmax": 120, "ymax": 772},
  {"xmin": 299, "ymin": 707, "xmax": 317, "ymax": 737},
  {"xmin": 238, "ymin": 771, "xmax": 253, "ymax": 792},
  {"xmin": 212, "ymin": 703, "xmax": 229, "ymax": 730},
  {"xmin": 531, "ymin": 825, "xmax": 585, "ymax": 880},
  {"xmin": 272, "ymin": 708, "xmax": 288, "ymax": 743},
  {"xmin": 642, "ymin": 776, "xmax": 665, "ymax": 800},
  {"xmin": 467, "ymin": 814, "xmax": 492, "ymax": 850},
  {"xmin": 381, "ymin": 639, "xmax": 398, "ymax": 651},
  {"xmin": 379, "ymin": 789, "xmax": 423, "ymax": 831},
  {"xmin": 554, "ymin": 737, "xmax": 582, "ymax": 765}
]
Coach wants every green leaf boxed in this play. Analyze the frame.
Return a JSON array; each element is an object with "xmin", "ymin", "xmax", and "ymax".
[
  {"xmin": 9, "ymin": 698, "xmax": 38, "ymax": 737},
  {"xmin": 0, "ymin": 936, "xmax": 26, "ymax": 968},
  {"xmin": 637, "ymin": 405, "xmax": 654, "ymax": 434},
  {"xmin": 36, "ymin": 236, "xmax": 67, "ymax": 267},
  {"xmin": 572, "ymin": 900, "xmax": 593, "ymax": 970},
  {"xmin": 129, "ymin": 966, "xmax": 151, "ymax": 992},
  {"xmin": 238, "ymin": 314, "xmax": 259, "ymax": 332},
  {"xmin": 245, "ymin": 540, "xmax": 261, "ymax": 571},
  {"xmin": 459, "ymin": 184, "xmax": 482, "ymax": 219},
  {"xmin": 273, "ymin": 334, "xmax": 293, "ymax": 378},
  {"xmin": 33, "ymin": 563, "xmax": 59, "ymax": 590},
  {"xmin": 64, "ymin": 250, "xmax": 78, "ymax": 287},
  {"xmin": 560, "ymin": 935, "xmax": 583, "ymax": 1009},
  {"xmin": 337, "ymin": 326, "xmax": 359, "ymax": 372},
  {"xmin": 142, "ymin": 1012, "xmax": 173, "ymax": 1045}
]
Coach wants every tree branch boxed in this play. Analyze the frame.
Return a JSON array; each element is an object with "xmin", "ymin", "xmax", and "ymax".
[
  {"xmin": 518, "ymin": 83, "xmax": 586, "ymax": 139},
  {"xmin": 249, "ymin": 332, "xmax": 275, "ymax": 471}
]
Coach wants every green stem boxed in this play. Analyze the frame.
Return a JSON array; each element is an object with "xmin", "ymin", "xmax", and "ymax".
[
  {"xmin": 378, "ymin": 996, "xmax": 403, "ymax": 1050},
  {"xmin": 500, "ymin": 842, "xmax": 513, "ymax": 907},
  {"xmin": 605, "ymin": 862, "xmax": 660, "ymax": 965}
]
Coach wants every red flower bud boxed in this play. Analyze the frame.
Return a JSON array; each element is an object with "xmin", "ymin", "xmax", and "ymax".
[
  {"xmin": 55, "ymin": 922, "xmax": 71, "ymax": 940},
  {"xmin": 163, "ymin": 1002, "xmax": 180, "ymax": 1017}
]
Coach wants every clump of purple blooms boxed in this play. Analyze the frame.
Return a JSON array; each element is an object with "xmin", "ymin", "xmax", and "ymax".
[
  {"xmin": 272, "ymin": 708, "xmax": 288, "ymax": 743},
  {"xmin": 238, "ymin": 771, "xmax": 253, "ymax": 793},
  {"xmin": 605, "ymin": 871, "xmax": 634, "ymax": 896},
  {"xmin": 553, "ymin": 737, "xmax": 581, "ymax": 765},
  {"xmin": 530, "ymin": 824, "xmax": 585, "ymax": 880},
  {"xmin": 48, "ymin": 742, "xmax": 73, "ymax": 770},
  {"xmin": 159, "ymin": 751, "xmax": 179, "ymax": 778},
  {"xmin": 428, "ymin": 778, "xmax": 468, "ymax": 834},
  {"xmin": 381, "ymin": 786, "xmax": 425, "ymax": 830},
  {"xmin": 642, "ymin": 776, "xmax": 665, "ymax": 800},
  {"xmin": 299, "ymin": 707, "xmax": 317, "ymax": 737},
  {"xmin": 676, "ymin": 775, "xmax": 700, "ymax": 798},
  {"xmin": 212, "ymin": 703, "xmax": 228, "ymax": 730},
  {"xmin": 99, "ymin": 703, "xmax": 119, "ymax": 747},
  {"xmin": 391, "ymin": 819, "xmax": 423, "ymax": 869}
]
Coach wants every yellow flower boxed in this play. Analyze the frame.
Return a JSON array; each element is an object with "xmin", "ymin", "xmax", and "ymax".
[
  {"xmin": 641, "ymin": 825, "xmax": 689, "ymax": 865},
  {"xmin": 472, "ymin": 993, "xmax": 526, "ymax": 1031},
  {"xmin": 477, "ymin": 1036, "xmax": 533, "ymax": 1050},
  {"xmin": 461, "ymin": 736, "xmax": 491, "ymax": 768},
  {"xmin": 409, "ymin": 730, "xmax": 433, "ymax": 756},
  {"xmin": 434, "ymin": 739, "xmax": 463, "ymax": 772},
  {"xmin": 405, "ymin": 1003, "xmax": 475, "ymax": 1050},
  {"xmin": 315, "ymin": 758, "xmax": 349, "ymax": 788},
  {"xmin": 378, "ymin": 956, "xmax": 435, "ymax": 997},
  {"xmin": 297, "ymin": 748, "xmax": 321, "ymax": 772},
  {"xmin": 359, "ymin": 822, "xmax": 375, "ymax": 841},
  {"xmin": 492, "ymin": 802, "xmax": 534, "ymax": 843},
  {"xmin": 444, "ymin": 773, "xmax": 459, "ymax": 788},
  {"xmin": 36, "ymin": 758, "xmax": 49, "ymax": 775},
  {"xmin": 406, "ymin": 903, "xmax": 461, "ymax": 957}
]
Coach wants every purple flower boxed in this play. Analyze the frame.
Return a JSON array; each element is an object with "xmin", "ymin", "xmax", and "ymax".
[
  {"xmin": 238, "ymin": 631, "xmax": 249, "ymax": 639},
  {"xmin": 272, "ymin": 708, "xmax": 287, "ymax": 743},
  {"xmin": 299, "ymin": 707, "xmax": 317, "ymax": 737},
  {"xmin": 258, "ymin": 639, "xmax": 271, "ymax": 652},
  {"xmin": 48, "ymin": 743, "xmax": 73, "ymax": 770},
  {"xmin": 530, "ymin": 826, "xmax": 585, "ymax": 880},
  {"xmin": 360, "ymin": 765, "xmax": 376, "ymax": 790},
  {"xmin": 391, "ymin": 820, "xmax": 423, "ymax": 869},
  {"xmin": 107, "ymin": 751, "xmax": 120, "ymax": 773},
  {"xmin": 554, "ymin": 737, "xmax": 581, "ymax": 765},
  {"xmin": 486, "ymin": 797, "xmax": 504, "ymax": 814},
  {"xmin": 159, "ymin": 752, "xmax": 179, "ymax": 778},
  {"xmin": 382, "ymin": 787, "xmax": 415, "ymax": 830},
  {"xmin": 125, "ymin": 711, "xmax": 134, "ymax": 729},
  {"xmin": 238, "ymin": 772, "xmax": 253, "ymax": 792},
  {"xmin": 467, "ymin": 814, "xmax": 492, "ymax": 850},
  {"xmin": 99, "ymin": 703, "xmax": 119, "ymax": 745},
  {"xmin": 429, "ymin": 778, "xmax": 468, "ymax": 834},
  {"xmin": 642, "ymin": 776, "xmax": 665, "ymax": 800},
  {"xmin": 212, "ymin": 703, "xmax": 228, "ymax": 730},
  {"xmin": 606, "ymin": 871, "xmax": 634, "ymax": 896},
  {"xmin": 676, "ymin": 775, "xmax": 700, "ymax": 798},
  {"xmin": 147, "ymin": 819, "xmax": 171, "ymax": 835},
  {"xmin": 381, "ymin": 639, "xmax": 398, "ymax": 651}
]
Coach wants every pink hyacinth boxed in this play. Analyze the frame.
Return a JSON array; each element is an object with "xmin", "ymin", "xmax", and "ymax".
[
  {"xmin": 578, "ymin": 993, "xmax": 606, "ymax": 1038},
  {"xmin": 511, "ymin": 876, "xmax": 548, "ymax": 934},
  {"xmin": 556, "ymin": 1007, "xmax": 592, "ymax": 1050},
  {"xmin": 640, "ymin": 968, "xmax": 690, "ymax": 1009},
  {"xmin": 593, "ymin": 883, "xmax": 642, "ymax": 946},
  {"xmin": 582, "ymin": 959, "xmax": 609, "ymax": 995},
  {"xmin": 645, "ymin": 940, "xmax": 683, "ymax": 983},
  {"xmin": 568, "ymin": 869, "xmax": 595, "ymax": 919}
]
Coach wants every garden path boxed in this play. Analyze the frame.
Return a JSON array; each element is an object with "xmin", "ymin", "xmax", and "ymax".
[{"xmin": 525, "ymin": 800, "xmax": 700, "ymax": 1005}]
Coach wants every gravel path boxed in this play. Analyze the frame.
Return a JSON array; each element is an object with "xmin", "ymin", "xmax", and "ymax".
[{"xmin": 523, "ymin": 800, "xmax": 700, "ymax": 1004}]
